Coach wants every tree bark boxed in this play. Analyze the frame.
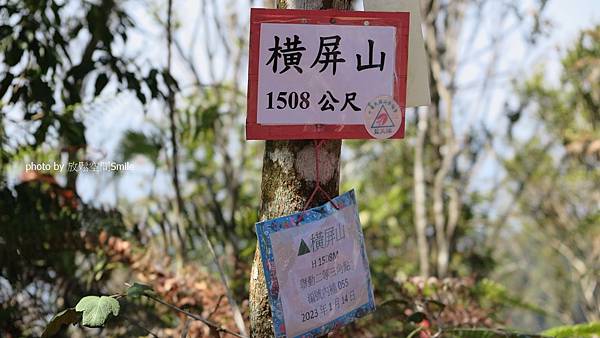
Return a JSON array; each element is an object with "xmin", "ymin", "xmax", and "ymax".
[
  {"xmin": 248, "ymin": 2, "xmax": 352, "ymax": 337},
  {"xmin": 414, "ymin": 106, "xmax": 430, "ymax": 277},
  {"xmin": 249, "ymin": 140, "xmax": 341, "ymax": 337},
  {"xmin": 421, "ymin": 0, "xmax": 463, "ymax": 278}
]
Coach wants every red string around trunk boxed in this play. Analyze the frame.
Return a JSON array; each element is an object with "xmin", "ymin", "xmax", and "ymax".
[{"xmin": 296, "ymin": 140, "xmax": 339, "ymax": 224}]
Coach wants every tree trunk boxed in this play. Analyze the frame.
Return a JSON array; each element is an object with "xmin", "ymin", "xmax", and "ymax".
[
  {"xmin": 248, "ymin": 2, "xmax": 353, "ymax": 337},
  {"xmin": 414, "ymin": 106, "xmax": 430, "ymax": 277}
]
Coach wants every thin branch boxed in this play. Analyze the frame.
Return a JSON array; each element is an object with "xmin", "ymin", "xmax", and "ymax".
[
  {"xmin": 414, "ymin": 106, "xmax": 430, "ymax": 277},
  {"xmin": 174, "ymin": 38, "xmax": 203, "ymax": 88},
  {"xmin": 208, "ymin": 295, "xmax": 225, "ymax": 319},
  {"xmin": 167, "ymin": 0, "xmax": 187, "ymax": 259},
  {"xmin": 197, "ymin": 220, "xmax": 248, "ymax": 336},
  {"xmin": 144, "ymin": 294, "xmax": 247, "ymax": 338},
  {"xmin": 122, "ymin": 315, "xmax": 159, "ymax": 338},
  {"xmin": 181, "ymin": 318, "xmax": 191, "ymax": 338},
  {"xmin": 485, "ymin": 140, "xmax": 555, "ymax": 247}
]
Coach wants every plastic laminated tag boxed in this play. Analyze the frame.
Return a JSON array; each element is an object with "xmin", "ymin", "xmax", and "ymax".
[{"xmin": 255, "ymin": 190, "xmax": 375, "ymax": 338}]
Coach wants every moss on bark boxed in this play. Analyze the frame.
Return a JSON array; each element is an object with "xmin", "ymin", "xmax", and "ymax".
[{"xmin": 248, "ymin": 1, "xmax": 352, "ymax": 335}]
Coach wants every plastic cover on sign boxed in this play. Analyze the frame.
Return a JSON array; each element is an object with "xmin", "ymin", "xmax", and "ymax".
[{"xmin": 255, "ymin": 190, "xmax": 375, "ymax": 337}]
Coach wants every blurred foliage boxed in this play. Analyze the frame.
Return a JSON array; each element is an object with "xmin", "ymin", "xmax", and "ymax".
[
  {"xmin": 1, "ymin": 0, "xmax": 598, "ymax": 337},
  {"xmin": 0, "ymin": 0, "xmax": 175, "ymax": 173},
  {"xmin": 343, "ymin": 139, "xmax": 419, "ymax": 276},
  {"xmin": 119, "ymin": 130, "xmax": 162, "ymax": 164},
  {"xmin": 331, "ymin": 277, "xmax": 550, "ymax": 337},
  {"xmin": 42, "ymin": 282, "xmax": 246, "ymax": 338},
  {"xmin": 113, "ymin": 83, "xmax": 261, "ymax": 302},
  {"xmin": 541, "ymin": 322, "xmax": 600, "ymax": 338},
  {"xmin": 501, "ymin": 25, "xmax": 600, "ymax": 327},
  {"xmin": 0, "ymin": 176, "xmax": 131, "ymax": 337},
  {"xmin": 0, "ymin": 0, "xmax": 177, "ymax": 336},
  {"xmin": 343, "ymin": 137, "xmax": 493, "ymax": 282},
  {"xmin": 41, "ymin": 308, "xmax": 80, "ymax": 338}
]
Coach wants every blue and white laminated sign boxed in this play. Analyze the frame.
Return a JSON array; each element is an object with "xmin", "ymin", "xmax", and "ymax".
[{"xmin": 256, "ymin": 190, "xmax": 375, "ymax": 337}]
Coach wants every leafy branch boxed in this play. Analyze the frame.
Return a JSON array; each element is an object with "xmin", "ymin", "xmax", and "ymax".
[{"xmin": 42, "ymin": 282, "xmax": 247, "ymax": 338}]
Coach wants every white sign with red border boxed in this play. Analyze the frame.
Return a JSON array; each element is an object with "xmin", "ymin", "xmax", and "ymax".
[{"xmin": 246, "ymin": 9, "xmax": 410, "ymax": 140}]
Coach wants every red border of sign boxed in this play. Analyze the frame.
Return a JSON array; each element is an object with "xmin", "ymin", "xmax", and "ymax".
[{"xmin": 246, "ymin": 8, "xmax": 410, "ymax": 140}]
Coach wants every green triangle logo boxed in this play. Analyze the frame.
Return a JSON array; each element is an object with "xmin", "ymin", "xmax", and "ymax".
[{"xmin": 297, "ymin": 239, "xmax": 311, "ymax": 256}]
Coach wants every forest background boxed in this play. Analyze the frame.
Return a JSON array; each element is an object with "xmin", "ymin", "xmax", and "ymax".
[{"xmin": 0, "ymin": 0, "xmax": 599, "ymax": 337}]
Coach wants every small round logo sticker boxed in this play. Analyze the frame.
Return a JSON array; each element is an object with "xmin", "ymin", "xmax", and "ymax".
[{"xmin": 364, "ymin": 96, "xmax": 402, "ymax": 139}]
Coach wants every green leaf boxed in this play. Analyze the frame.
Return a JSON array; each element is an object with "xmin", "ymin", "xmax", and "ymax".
[
  {"xmin": 126, "ymin": 282, "xmax": 154, "ymax": 298},
  {"xmin": 146, "ymin": 69, "xmax": 159, "ymax": 98},
  {"xmin": 162, "ymin": 70, "xmax": 180, "ymax": 91},
  {"xmin": 119, "ymin": 130, "xmax": 161, "ymax": 162},
  {"xmin": 424, "ymin": 299, "xmax": 445, "ymax": 317},
  {"xmin": 75, "ymin": 296, "xmax": 120, "ymax": 328},
  {"xmin": 33, "ymin": 117, "xmax": 51, "ymax": 145},
  {"xmin": 541, "ymin": 322, "xmax": 600, "ymax": 338},
  {"xmin": 41, "ymin": 308, "xmax": 81, "ymax": 338},
  {"xmin": 135, "ymin": 89, "xmax": 147, "ymax": 105},
  {"xmin": 407, "ymin": 326, "xmax": 424, "ymax": 338},
  {"xmin": 5, "ymin": 45, "xmax": 24, "ymax": 66},
  {"xmin": 94, "ymin": 73, "xmax": 109, "ymax": 96},
  {"xmin": 0, "ymin": 25, "xmax": 12, "ymax": 41},
  {"xmin": 0, "ymin": 72, "xmax": 14, "ymax": 98},
  {"xmin": 369, "ymin": 299, "xmax": 410, "ymax": 322},
  {"xmin": 445, "ymin": 328, "xmax": 548, "ymax": 338},
  {"xmin": 445, "ymin": 329, "xmax": 504, "ymax": 338},
  {"xmin": 407, "ymin": 311, "xmax": 426, "ymax": 323}
]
